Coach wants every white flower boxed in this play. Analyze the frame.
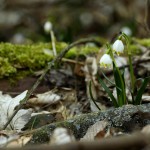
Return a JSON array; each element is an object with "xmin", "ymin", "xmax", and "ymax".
[
  {"xmin": 44, "ymin": 21, "xmax": 53, "ymax": 33},
  {"xmin": 99, "ymin": 54, "xmax": 112, "ymax": 68},
  {"xmin": 112, "ymin": 40, "xmax": 124, "ymax": 55},
  {"xmin": 121, "ymin": 27, "xmax": 132, "ymax": 36}
]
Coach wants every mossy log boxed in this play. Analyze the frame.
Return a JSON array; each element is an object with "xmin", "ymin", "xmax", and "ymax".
[
  {"xmin": 27, "ymin": 103, "xmax": 150, "ymax": 144},
  {"xmin": 0, "ymin": 41, "xmax": 100, "ymax": 79},
  {"xmin": 0, "ymin": 38, "xmax": 149, "ymax": 79}
]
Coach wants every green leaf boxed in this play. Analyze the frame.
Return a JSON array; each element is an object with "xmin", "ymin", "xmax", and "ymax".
[
  {"xmin": 113, "ymin": 63, "xmax": 125, "ymax": 106},
  {"xmin": 97, "ymin": 75, "xmax": 119, "ymax": 107},
  {"xmin": 134, "ymin": 76, "xmax": 150, "ymax": 105},
  {"xmin": 89, "ymin": 81, "xmax": 101, "ymax": 111},
  {"xmin": 101, "ymin": 70, "xmax": 122, "ymax": 92},
  {"xmin": 128, "ymin": 54, "xmax": 136, "ymax": 105},
  {"xmin": 121, "ymin": 69, "xmax": 127, "ymax": 104}
]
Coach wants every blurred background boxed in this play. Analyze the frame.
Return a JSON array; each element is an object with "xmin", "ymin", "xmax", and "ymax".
[{"xmin": 0, "ymin": 0, "xmax": 148, "ymax": 44}]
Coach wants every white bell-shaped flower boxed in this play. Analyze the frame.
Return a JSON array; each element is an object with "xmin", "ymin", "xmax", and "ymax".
[
  {"xmin": 112, "ymin": 40, "xmax": 124, "ymax": 55},
  {"xmin": 121, "ymin": 27, "xmax": 132, "ymax": 36},
  {"xmin": 99, "ymin": 54, "xmax": 112, "ymax": 68},
  {"xmin": 44, "ymin": 21, "xmax": 53, "ymax": 33}
]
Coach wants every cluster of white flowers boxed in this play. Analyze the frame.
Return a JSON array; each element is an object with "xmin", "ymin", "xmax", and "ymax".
[{"xmin": 100, "ymin": 39, "xmax": 124, "ymax": 68}]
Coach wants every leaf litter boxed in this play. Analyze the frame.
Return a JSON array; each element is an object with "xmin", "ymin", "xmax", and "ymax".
[
  {"xmin": 0, "ymin": 40, "xmax": 150, "ymax": 148},
  {"xmin": 0, "ymin": 90, "xmax": 32, "ymax": 131}
]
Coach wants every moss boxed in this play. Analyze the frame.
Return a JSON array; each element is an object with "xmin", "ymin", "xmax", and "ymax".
[
  {"xmin": 0, "ymin": 57, "xmax": 16, "ymax": 78},
  {"xmin": 27, "ymin": 103, "xmax": 150, "ymax": 144},
  {"xmin": 29, "ymin": 128, "xmax": 50, "ymax": 144},
  {"xmin": 0, "ymin": 42, "xmax": 100, "ymax": 78},
  {"xmin": 128, "ymin": 44, "xmax": 141, "ymax": 55},
  {"xmin": 28, "ymin": 112, "xmax": 105, "ymax": 144},
  {"xmin": 0, "ymin": 37, "xmax": 147, "ymax": 79},
  {"xmin": 66, "ymin": 45, "xmax": 99, "ymax": 58},
  {"xmin": 133, "ymin": 38, "xmax": 150, "ymax": 47},
  {"xmin": 0, "ymin": 42, "xmax": 68, "ymax": 78}
]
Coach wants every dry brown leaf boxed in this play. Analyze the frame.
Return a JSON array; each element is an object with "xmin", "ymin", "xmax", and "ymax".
[
  {"xmin": 6, "ymin": 134, "xmax": 32, "ymax": 148},
  {"xmin": 28, "ymin": 91, "xmax": 61, "ymax": 105},
  {"xmin": 141, "ymin": 96, "xmax": 150, "ymax": 102},
  {"xmin": 80, "ymin": 120, "xmax": 108, "ymax": 141},
  {"xmin": 0, "ymin": 131, "xmax": 18, "ymax": 147},
  {"xmin": 84, "ymin": 57, "xmax": 100, "ymax": 112},
  {"xmin": 141, "ymin": 125, "xmax": 150, "ymax": 135},
  {"xmin": 0, "ymin": 130, "xmax": 32, "ymax": 148},
  {"xmin": 46, "ymin": 89, "xmax": 78, "ymax": 119},
  {"xmin": 0, "ymin": 91, "xmax": 32, "ymax": 131}
]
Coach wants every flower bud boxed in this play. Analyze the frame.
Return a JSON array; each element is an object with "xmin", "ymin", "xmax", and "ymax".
[
  {"xmin": 44, "ymin": 21, "xmax": 53, "ymax": 33},
  {"xmin": 99, "ymin": 54, "xmax": 112, "ymax": 68},
  {"xmin": 112, "ymin": 40, "xmax": 124, "ymax": 55}
]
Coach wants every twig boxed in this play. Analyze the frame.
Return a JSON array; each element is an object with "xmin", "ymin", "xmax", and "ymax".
[
  {"xmin": 62, "ymin": 58, "xmax": 84, "ymax": 65},
  {"xmin": 99, "ymin": 58, "xmax": 150, "ymax": 77},
  {"xmin": 2, "ymin": 37, "xmax": 101, "ymax": 130}
]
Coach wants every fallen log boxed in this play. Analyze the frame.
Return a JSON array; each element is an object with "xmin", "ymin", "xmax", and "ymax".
[{"xmin": 27, "ymin": 103, "xmax": 150, "ymax": 144}]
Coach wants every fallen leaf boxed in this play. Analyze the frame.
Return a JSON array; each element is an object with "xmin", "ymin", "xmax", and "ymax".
[
  {"xmin": 28, "ymin": 91, "xmax": 61, "ymax": 105},
  {"xmin": 0, "ymin": 130, "xmax": 32, "ymax": 148},
  {"xmin": 0, "ymin": 91, "xmax": 32, "ymax": 131},
  {"xmin": 141, "ymin": 125, "xmax": 150, "ymax": 135},
  {"xmin": 80, "ymin": 120, "xmax": 108, "ymax": 141}
]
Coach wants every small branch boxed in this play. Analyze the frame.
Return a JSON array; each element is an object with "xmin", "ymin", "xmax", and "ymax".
[
  {"xmin": 62, "ymin": 58, "xmax": 84, "ymax": 65},
  {"xmin": 99, "ymin": 58, "xmax": 150, "ymax": 77},
  {"xmin": 2, "ymin": 37, "xmax": 101, "ymax": 130}
]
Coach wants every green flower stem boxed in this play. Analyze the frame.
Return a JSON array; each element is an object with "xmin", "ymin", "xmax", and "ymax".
[
  {"xmin": 89, "ymin": 81, "xmax": 101, "ymax": 111},
  {"xmin": 109, "ymin": 48, "xmax": 126, "ymax": 106},
  {"xmin": 128, "ymin": 54, "xmax": 135, "ymax": 93},
  {"xmin": 134, "ymin": 76, "xmax": 150, "ymax": 105},
  {"xmin": 50, "ymin": 30, "xmax": 57, "ymax": 57},
  {"xmin": 122, "ymin": 32, "xmax": 135, "ymax": 102}
]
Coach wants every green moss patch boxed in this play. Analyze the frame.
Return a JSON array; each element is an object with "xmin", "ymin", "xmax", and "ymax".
[{"xmin": 0, "ymin": 42, "xmax": 100, "ymax": 78}]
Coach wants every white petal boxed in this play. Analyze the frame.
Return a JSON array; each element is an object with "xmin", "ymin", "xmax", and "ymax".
[
  {"xmin": 121, "ymin": 27, "xmax": 132, "ymax": 36},
  {"xmin": 100, "ymin": 54, "xmax": 112, "ymax": 68},
  {"xmin": 44, "ymin": 21, "xmax": 53, "ymax": 33},
  {"xmin": 113, "ymin": 40, "xmax": 124, "ymax": 54},
  {"xmin": 28, "ymin": 91, "xmax": 61, "ymax": 104}
]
